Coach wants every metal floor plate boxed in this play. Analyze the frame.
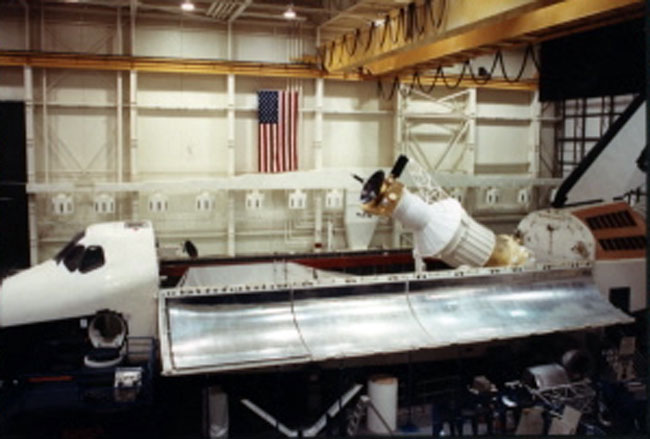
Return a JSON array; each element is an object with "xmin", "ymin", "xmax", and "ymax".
[{"xmin": 160, "ymin": 267, "xmax": 633, "ymax": 375}]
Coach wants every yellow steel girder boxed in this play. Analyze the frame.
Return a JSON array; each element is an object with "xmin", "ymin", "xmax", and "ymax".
[
  {"xmin": 0, "ymin": 51, "xmax": 537, "ymax": 91},
  {"xmin": 323, "ymin": 0, "xmax": 644, "ymax": 76}
]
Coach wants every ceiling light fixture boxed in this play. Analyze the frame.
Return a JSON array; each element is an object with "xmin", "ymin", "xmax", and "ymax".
[
  {"xmin": 181, "ymin": 0, "xmax": 195, "ymax": 11},
  {"xmin": 283, "ymin": 4, "xmax": 297, "ymax": 19}
]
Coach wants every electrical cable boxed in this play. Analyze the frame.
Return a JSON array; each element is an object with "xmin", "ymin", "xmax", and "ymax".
[
  {"xmin": 416, "ymin": 1, "xmax": 427, "ymax": 36},
  {"xmin": 466, "ymin": 51, "xmax": 500, "ymax": 85},
  {"xmin": 395, "ymin": 8, "xmax": 405, "ymax": 44},
  {"xmin": 364, "ymin": 22, "xmax": 376, "ymax": 53},
  {"xmin": 380, "ymin": 14, "xmax": 391, "ymax": 48},
  {"xmin": 337, "ymin": 35, "xmax": 346, "ymax": 63},
  {"xmin": 427, "ymin": 0, "xmax": 446, "ymax": 30},
  {"xmin": 379, "ymin": 44, "xmax": 540, "ymax": 99},
  {"xmin": 377, "ymin": 76, "xmax": 400, "ymax": 101},
  {"xmin": 328, "ymin": 41, "xmax": 335, "ymax": 69},
  {"xmin": 440, "ymin": 61, "xmax": 467, "ymax": 89},
  {"xmin": 343, "ymin": 29, "xmax": 359, "ymax": 56}
]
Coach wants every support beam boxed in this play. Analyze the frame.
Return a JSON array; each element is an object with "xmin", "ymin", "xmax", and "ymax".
[
  {"xmin": 392, "ymin": 87, "xmax": 404, "ymax": 249},
  {"xmin": 42, "ymin": 70, "xmax": 49, "ymax": 183},
  {"xmin": 117, "ymin": 71, "xmax": 123, "ymax": 183},
  {"xmin": 0, "ymin": 51, "xmax": 362, "ymax": 80},
  {"xmin": 313, "ymin": 77, "xmax": 324, "ymax": 169},
  {"xmin": 227, "ymin": 74, "xmax": 236, "ymax": 176},
  {"xmin": 0, "ymin": 51, "xmax": 536, "ymax": 91},
  {"xmin": 228, "ymin": 0, "xmax": 252, "ymax": 23},
  {"xmin": 24, "ymin": 66, "xmax": 35, "ymax": 184},
  {"xmin": 129, "ymin": 70, "xmax": 138, "ymax": 181},
  {"xmin": 314, "ymin": 193, "xmax": 323, "ymax": 252},
  {"xmin": 227, "ymin": 191, "xmax": 235, "ymax": 256},
  {"xmin": 24, "ymin": 63, "xmax": 38, "ymax": 265},
  {"xmin": 323, "ymin": 0, "xmax": 643, "ymax": 76},
  {"xmin": 28, "ymin": 197, "xmax": 38, "ymax": 265}
]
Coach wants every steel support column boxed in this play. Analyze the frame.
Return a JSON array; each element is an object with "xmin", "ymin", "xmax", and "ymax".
[
  {"xmin": 227, "ymin": 192, "xmax": 235, "ymax": 256},
  {"xmin": 227, "ymin": 74, "xmax": 235, "ymax": 176},
  {"xmin": 314, "ymin": 77, "xmax": 324, "ymax": 170},
  {"xmin": 129, "ymin": 70, "xmax": 138, "ymax": 181},
  {"xmin": 24, "ymin": 66, "xmax": 38, "ymax": 264}
]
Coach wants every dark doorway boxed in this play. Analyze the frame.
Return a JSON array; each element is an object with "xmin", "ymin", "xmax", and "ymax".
[{"xmin": 0, "ymin": 101, "xmax": 29, "ymax": 278}]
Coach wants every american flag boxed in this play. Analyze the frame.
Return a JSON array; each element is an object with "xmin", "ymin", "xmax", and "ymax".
[{"xmin": 258, "ymin": 89, "xmax": 298, "ymax": 173}]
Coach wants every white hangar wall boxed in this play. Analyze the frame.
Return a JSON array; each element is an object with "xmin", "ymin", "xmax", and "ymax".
[{"xmin": 0, "ymin": 5, "xmax": 559, "ymax": 262}]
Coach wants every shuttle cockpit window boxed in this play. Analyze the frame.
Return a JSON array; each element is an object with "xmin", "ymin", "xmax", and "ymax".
[
  {"xmin": 63, "ymin": 245, "xmax": 85, "ymax": 272},
  {"xmin": 53, "ymin": 231, "xmax": 85, "ymax": 264},
  {"xmin": 79, "ymin": 246, "xmax": 105, "ymax": 273}
]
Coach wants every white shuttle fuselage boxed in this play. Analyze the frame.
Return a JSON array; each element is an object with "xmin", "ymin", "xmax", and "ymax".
[{"xmin": 0, "ymin": 221, "xmax": 159, "ymax": 338}]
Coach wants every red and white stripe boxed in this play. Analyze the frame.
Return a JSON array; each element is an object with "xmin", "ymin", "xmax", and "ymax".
[{"xmin": 258, "ymin": 89, "xmax": 298, "ymax": 173}]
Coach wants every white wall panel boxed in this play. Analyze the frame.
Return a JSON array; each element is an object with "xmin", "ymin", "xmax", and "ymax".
[
  {"xmin": 477, "ymin": 89, "xmax": 532, "ymax": 119},
  {"xmin": 323, "ymin": 81, "xmax": 390, "ymax": 113},
  {"xmin": 136, "ymin": 20, "xmax": 228, "ymax": 59},
  {"xmin": 234, "ymin": 114, "xmax": 259, "ymax": 173},
  {"xmin": 475, "ymin": 122, "xmax": 531, "ymax": 169},
  {"xmin": 322, "ymin": 114, "xmax": 393, "ymax": 168},
  {"xmin": 137, "ymin": 112, "xmax": 228, "ymax": 177},
  {"xmin": 47, "ymin": 108, "xmax": 116, "ymax": 179},
  {"xmin": 45, "ymin": 70, "xmax": 116, "ymax": 105},
  {"xmin": 138, "ymin": 73, "xmax": 226, "ymax": 108},
  {"xmin": 44, "ymin": 19, "xmax": 117, "ymax": 54},
  {"xmin": 234, "ymin": 31, "xmax": 288, "ymax": 63},
  {"xmin": 300, "ymin": 112, "xmax": 315, "ymax": 171}
]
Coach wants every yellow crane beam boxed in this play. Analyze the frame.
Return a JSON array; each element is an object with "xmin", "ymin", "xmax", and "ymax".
[
  {"xmin": 0, "ymin": 51, "xmax": 364, "ymax": 80},
  {"xmin": 323, "ymin": 0, "xmax": 644, "ymax": 76},
  {"xmin": 0, "ymin": 50, "xmax": 537, "ymax": 91}
]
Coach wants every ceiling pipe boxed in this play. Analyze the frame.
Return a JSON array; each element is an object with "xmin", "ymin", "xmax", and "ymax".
[
  {"xmin": 223, "ymin": 1, "xmax": 240, "ymax": 19},
  {"xmin": 240, "ymin": 11, "xmax": 307, "ymax": 22},
  {"xmin": 229, "ymin": 0, "xmax": 252, "ymax": 23},
  {"xmin": 206, "ymin": 1, "xmax": 218, "ymax": 16},
  {"xmin": 210, "ymin": 1, "xmax": 227, "ymax": 18}
]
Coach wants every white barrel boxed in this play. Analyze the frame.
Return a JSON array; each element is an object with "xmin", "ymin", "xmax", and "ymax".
[
  {"xmin": 393, "ymin": 191, "xmax": 462, "ymax": 257},
  {"xmin": 438, "ymin": 209, "xmax": 496, "ymax": 267},
  {"xmin": 392, "ymin": 191, "xmax": 495, "ymax": 267},
  {"xmin": 367, "ymin": 375, "xmax": 398, "ymax": 434}
]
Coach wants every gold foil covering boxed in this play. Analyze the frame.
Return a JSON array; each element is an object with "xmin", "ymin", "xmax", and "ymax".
[
  {"xmin": 361, "ymin": 178, "xmax": 405, "ymax": 217},
  {"xmin": 485, "ymin": 234, "xmax": 531, "ymax": 267}
]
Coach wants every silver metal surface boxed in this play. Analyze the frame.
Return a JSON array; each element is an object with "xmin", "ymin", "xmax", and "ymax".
[
  {"xmin": 167, "ymin": 294, "xmax": 309, "ymax": 371},
  {"xmin": 293, "ymin": 285, "xmax": 432, "ymax": 361},
  {"xmin": 160, "ymin": 267, "xmax": 633, "ymax": 375}
]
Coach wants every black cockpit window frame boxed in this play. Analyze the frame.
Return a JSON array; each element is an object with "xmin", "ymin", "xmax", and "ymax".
[
  {"xmin": 63, "ymin": 244, "xmax": 85, "ymax": 272},
  {"xmin": 79, "ymin": 246, "xmax": 105, "ymax": 274},
  {"xmin": 54, "ymin": 231, "xmax": 85, "ymax": 264}
]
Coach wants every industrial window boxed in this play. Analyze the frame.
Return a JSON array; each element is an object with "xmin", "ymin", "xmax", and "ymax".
[
  {"xmin": 553, "ymin": 94, "xmax": 634, "ymax": 178},
  {"xmin": 53, "ymin": 231, "xmax": 85, "ymax": 264},
  {"xmin": 79, "ymin": 246, "xmax": 105, "ymax": 274},
  {"xmin": 63, "ymin": 245, "xmax": 85, "ymax": 272}
]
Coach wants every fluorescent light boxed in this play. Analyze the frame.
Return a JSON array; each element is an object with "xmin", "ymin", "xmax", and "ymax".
[
  {"xmin": 283, "ymin": 4, "xmax": 296, "ymax": 19},
  {"xmin": 181, "ymin": 0, "xmax": 194, "ymax": 11}
]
